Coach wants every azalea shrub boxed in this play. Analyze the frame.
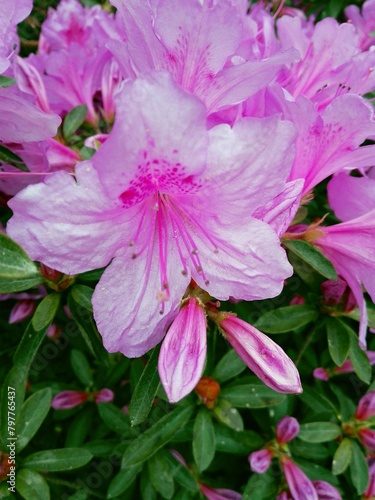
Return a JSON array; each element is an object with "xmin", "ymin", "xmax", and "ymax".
[{"xmin": 1, "ymin": 0, "xmax": 375, "ymax": 498}]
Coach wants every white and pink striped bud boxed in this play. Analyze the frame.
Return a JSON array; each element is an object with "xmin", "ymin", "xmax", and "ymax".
[
  {"xmin": 280, "ymin": 455, "xmax": 318, "ymax": 500},
  {"xmin": 249, "ymin": 449, "xmax": 273, "ymax": 474},
  {"xmin": 217, "ymin": 315, "xmax": 302, "ymax": 394},
  {"xmin": 358, "ymin": 429, "xmax": 375, "ymax": 451},
  {"xmin": 158, "ymin": 298, "xmax": 207, "ymax": 403},
  {"xmin": 276, "ymin": 416, "xmax": 300, "ymax": 445},
  {"xmin": 51, "ymin": 390, "xmax": 88, "ymax": 410},
  {"xmin": 313, "ymin": 481, "xmax": 342, "ymax": 499},
  {"xmin": 9, "ymin": 299, "xmax": 35, "ymax": 323},
  {"xmin": 355, "ymin": 391, "xmax": 375, "ymax": 421}
]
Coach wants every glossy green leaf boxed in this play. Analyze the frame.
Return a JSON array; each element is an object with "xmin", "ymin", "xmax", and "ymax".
[
  {"xmin": 121, "ymin": 405, "xmax": 194, "ymax": 468},
  {"xmin": 0, "ymin": 275, "xmax": 45, "ymax": 294},
  {"xmin": 129, "ymin": 346, "xmax": 160, "ymax": 426},
  {"xmin": 148, "ymin": 451, "xmax": 175, "ymax": 499},
  {"xmin": 193, "ymin": 408, "xmax": 215, "ymax": 472},
  {"xmin": 70, "ymin": 284, "xmax": 93, "ymax": 311},
  {"xmin": 284, "ymin": 239, "xmax": 338, "ymax": 280},
  {"xmin": 164, "ymin": 452, "xmax": 199, "ymax": 492},
  {"xmin": 98, "ymin": 403, "xmax": 136, "ymax": 437},
  {"xmin": 0, "ymin": 144, "xmax": 28, "ymax": 171},
  {"xmin": 0, "ymin": 234, "xmax": 37, "ymax": 278},
  {"xmin": 243, "ymin": 468, "xmax": 278, "ymax": 500},
  {"xmin": 326, "ymin": 317, "xmax": 351, "ymax": 366},
  {"xmin": 70, "ymin": 349, "xmax": 94, "ymax": 387},
  {"xmin": 214, "ymin": 425, "xmax": 263, "ymax": 454},
  {"xmin": 350, "ymin": 440, "xmax": 369, "ymax": 495},
  {"xmin": 298, "ymin": 422, "xmax": 341, "ymax": 443},
  {"xmin": 254, "ymin": 305, "xmax": 319, "ymax": 334},
  {"xmin": 348, "ymin": 323, "xmax": 372, "ymax": 384},
  {"xmin": 22, "ymin": 448, "xmax": 93, "ymax": 471},
  {"xmin": 16, "ymin": 469, "xmax": 50, "ymax": 500},
  {"xmin": 17, "ymin": 388, "xmax": 52, "ymax": 451},
  {"xmin": 295, "ymin": 458, "xmax": 340, "ymax": 486},
  {"xmin": 31, "ymin": 293, "xmax": 60, "ymax": 332},
  {"xmin": 140, "ymin": 469, "xmax": 157, "ymax": 500},
  {"xmin": 0, "ymin": 75, "xmax": 16, "ymax": 87},
  {"xmin": 65, "ymin": 406, "xmax": 94, "ymax": 447},
  {"xmin": 63, "ymin": 104, "xmax": 88, "ymax": 140},
  {"xmin": 212, "ymin": 349, "xmax": 246, "ymax": 383},
  {"xmin": 332, "ymin": 438, "xmax": 353, "ymax": 475},
  {"xmin": 220, "ymin": 382, "xmax": 286, "ymax": 408},
  {"xmin": 107, "ymin": 465, "xmax": 142, "ymax": 499},
  {"xmin": 212, "ymin": 399, "xmax": 244, "ymax": 431}
]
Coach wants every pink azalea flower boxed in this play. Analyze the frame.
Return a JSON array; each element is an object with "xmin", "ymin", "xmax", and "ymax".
[
  {"xmin": 355, "ymin": 391, "xmax": 375, "ymax": 421},
  {"xmin": 345, "ymin": 0, "xmax": 375, "ymax": 51},
  {"xmin": 158, "ymin": 298, "xmax": 207, "ymax": 403},
  {"xmin": 217, "ymin": 314, "xmax": 302, "ymax": 394},
  {"xmin": 0, "ymin": 0, "xmax": 32, "ymax": 73},
  {"xmin": 109, "ymin": 0, "xmax": 298, "ymax": 113},
  {"xmin": 200, "ymin": 484, "xmax": 241, "ymax": 500},
  {"xmin": 280, "ymin": 455, "xmax": 318, "ymax": 500},
  {"xmin": 249, "ymin": 448, "xmax": 273, "ymax": 474},
  {"xmin": 8, "ymin": 71, "xmax": 294, "ymax": 358},
  {"xmin": 276, "ymin": 416, "xmax": 300, "ymax": 444},
  {"xmin": 312, "ymin": 481, "xmax": 342, "ymax": 499},
  {"xmin": 328, "ymin": 171, "xmax": 375, "ymax": 222},
  {"xmin": 313, "ymin": 211, "xmax": 375, "ymax": 347}
]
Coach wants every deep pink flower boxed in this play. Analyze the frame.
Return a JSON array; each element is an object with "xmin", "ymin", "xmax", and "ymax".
[
  {"xmin": 51, "ymin": 390, "xmax": 89, "ymax": 410},
  {"xmin": 217, "ymin": 314, "xmax": 302, "ymax": 394},
  {"xmin": 280, "ymin": 455, "xmax": 318, "ymax": 500},
  {"xmin": 313, "ymin": 211, "xmax": 375, "ymax": 347},
  {"xmin": 8, "ymin": 299, "xmax": 35, "ymax": 324},
  {"xmin": 358, "ymin": 428, "xmax": 375, "ymax": 451},
  {"xmin": 364, "ymin": 456, "xmax": 375, "ymax": 499},
  {"xmin": 276, "ymin": 416, "xmax": 300, "ymax": 444},
  {"xmin": 355, "ymin": 391, "xmax": 375, "ymax": 421},
  {"xmin": 158, "ymin": 298, "xmax": 207, "ymax": 403},
  {"xmin": 321, "ymin": 277, "xmax": 356, "ymax": 312},
  {"xmin": 94, "ymin": 388, "xmax": 114, "ymax": 404},
  {"xmin": 200, "ymin": 484, "xmax": 241, "ymax": 500},
  {"xmin": 8, "ymin": 71, "xmax": 294, "ymax": 358},
  {"xmin": 313, "ymin": 368, "xmax": 330, "ymax": 381},
  {"xmin": 249, "ymin": 449, "xmax": 273, "ymax": 474}
]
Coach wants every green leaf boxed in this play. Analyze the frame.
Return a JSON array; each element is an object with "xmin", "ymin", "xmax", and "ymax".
[
  {"xmin": 0, "ymin": 367, "xmax": 26, "ymax": 448},
  {"xmin": 17, "ymin": 388, "xmax": 52, "ymax": 451},
  {"xmin": 107, "ymin": 465, "xmax": 142, "ymax": 499},
  {"xmin": 0, "ymin": 276, "xmax": 45, "ymax": 293},
  {"xmin": 22, "ymin": 448, "xmax": 93, "ymax": 471},
  {"xmin": 121, "ymin": 405, "xmax": 194, "ymax": 468},
  {"xmin": 344, "ymin": 302, "xmax": 375, "ymax": 329},
  {"xmin": 295, "ymin": 458, "xmax": 340, "ymax": 486},
  {"xmin": 98, "ymin": 403, "xmax": 136, "ymax": 437},
  {"xmin": 347, "ymin": 323, "xmax": 372, "ymax": 384},
  {"xmin": 298, "ymin": 422, "xmax": 342, "ymax": 443},
  {"xmin": 148, "ymin": 451, "xmax": 175, "ymax": 499},
  {"xmin": 140, "ymin": 469, "xmax": 157, "ymax": 500},
  {"xmin": 70, "ymin": 349, "xmax": 94, "ymax": 387},
  {"xmin": 67, "ymin": 292, "xmax": 109, "ymax": 366},
  {"xmin": 0, "ymin": 144, "xmax": 28, "ymax": 171},
  {"xmin": 299, "ymin": 387, "xmax": 338, "ymax": 416},
  {"xmin": 350, "ymin": 440, "xmax": 369, "ymax": 495},
  {"xmin": 70, "ymin": 284, "xmax": 93, "ymax": 312},
  {"xmin": 16, "ymin": 469, "xmax": 50, "ymax": 500},
  {"xmin": 65, "ymin": 406, "xmax": 94, "ymax": 447},
  {"xmin": 212, "ymin": 399, "xmax": 244, "ymax": 431},
  {"xmin": 0, "ymin": 234, "xmax": 37, "ymax": 278},
  {"xmin": 291, "ymin": 440, "xmax": 330, "ymax": 461},
  {"xmin": 243, "ymin": 469, "xmax": 278, "ymax": 500},
  {"xmin": 283, "ymin": 239, "xmax": 338, "ymax": 280},
  {"xmin": 0, "ymin": 482, "xmax": 13, "ymax": 499},
  {"xmin": 326, "ymin": 317, "xmax": 351, "ymax": 366},
  {"xmin": 214, "ymin": 424, "xmax": 263, "ymax": 454},
  {"xmin": 332, "ymin": 438, "xmax": 353, "ymax": 475},
  {"xmin": 220, "ymin": 381, "xmax": 286, "ymax": 408},
  {"xmin": 80, "ymin": 146, "xmax": 96, "ymax": 160},
  {"xmin": 129, "ymin": 346, "xmax": 160, "ymax": 426},
  {"xmin": 63, "ymin": 104, "xmax": 88, "ymax": 140},
  {"xmin": 82, "ymin": 439, "xmax": 118, "ymax": 457},
  {"xmin": 193, "ymin": 408, "xmax": 215, "ymax": 472},
  {"xmin": 0, "ymin": 75, "xmax": 16, "ymax": 87},
  {"xmin": 31, "ymin": 293, "xmax": 60, "ymax": 332},
  {"xmin": 254, "ymin": 305, "xmax": 319, "ymax": 334},
  {"xmin": 211, "ymin": 349, "xmax": 246, "ymax": 383},
  {"xmin": 329, "ymin": 384, "xmax": 356, "ymax": 422},
  {"xmin": 164, "ymin": 453, "xmax": 199, "ymax": 492}
]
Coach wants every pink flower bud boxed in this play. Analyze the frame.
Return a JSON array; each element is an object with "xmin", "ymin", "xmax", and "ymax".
[
  {"xmin": 364, "ymin": 457, "xmax": 375, "ymax": 499},
  {"xmin": 355, "ymin": 391, "xmax": 375, "ymax": 421},
  {"xmin": 94, "ymin": 388, "xmax": 114, "ymax": 404},
  {"xmin": 277, "ymin": 492, "xmax": 292, "ymax": 500},
  {"xmin": 321, "ymin": 278, "xmax": 356, "ymax": 312},
  {"xmin": 158, "ymin": 298, "xmax": 207, "ymax": 403},
  {"xmin": 358, "ymin": 429, "xmax": 375, "ymax": 451},
  {"xmin": 280, "ymin": 456, "xmax": 318, "ymax": 500},
  {"xmin": 51, "ymin": 390, "xmax": 88, "ymax": 410},
  {"xmin": 9, "ymin": 299, "xmax": 35, "ymax": 324},
  {"xmin": 46, "ymin": 323, "xmax": 62, "ymax": 340},
  {"xmin": 290, "ymin": 295, "xmax": 305, "ymax": 306},
  {"xmin": 200, "ymin": 484, "xmax": 241, "ymax": 500},
  {"xmin": 218, "ymin": 315, "xmax": 302, "ymax": 394},
  {"xmin": 276, "ymin": 416, "xmax": 300, "ymax": 444},
  {"xmin": 313, "ymin": 368, "xmax": 330, "ymax": 381},
  {"xmin": 248, "ymin": 449, "xmax": 273, "ymax": 473},
  {"xmin": 312, "ymin": 481, "xmax": 342, "ymax": 499}
]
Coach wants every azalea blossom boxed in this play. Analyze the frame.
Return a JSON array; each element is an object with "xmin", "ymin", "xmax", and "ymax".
[{"xmin": 7, "ymin": 71, "xmax": 294, "ymax": 357}]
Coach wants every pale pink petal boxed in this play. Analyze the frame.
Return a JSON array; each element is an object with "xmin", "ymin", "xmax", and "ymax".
[
  {"xmin": 249, "ymin": 449, "xmax": 273, "ymax": 473},
  {"xmin": 158, "ymin": 298, "xmax": 207, "ymax": 403},
  {"xmin": 276, "ymin": 416, "xmax": 300, "ymax": 444},
  {"xmin": 328, "ymin": 173, "xmax": 375, "ymax": 222},
  {"xmin": 9, "ymin": 299, "xmax": 35, "ymax": 323}
]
